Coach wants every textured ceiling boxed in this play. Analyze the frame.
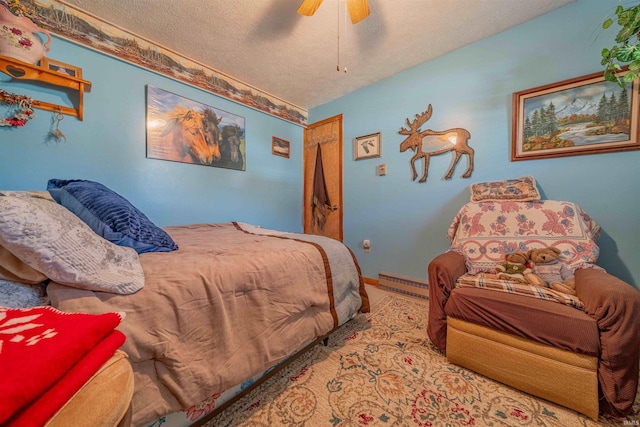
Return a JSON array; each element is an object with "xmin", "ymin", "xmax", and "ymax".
[{"xmin": 61, "ymin": 0, "xmax": 574, "ymax": 111}]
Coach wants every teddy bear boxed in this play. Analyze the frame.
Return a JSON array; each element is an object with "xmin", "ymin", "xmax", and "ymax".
[
  {"xmin": 495, "ymin": 252, "xmax": 532, "ymax": 284},
  {"xmin": 526, "ymin": 247, "xmax": 576, "ymax": 295}
]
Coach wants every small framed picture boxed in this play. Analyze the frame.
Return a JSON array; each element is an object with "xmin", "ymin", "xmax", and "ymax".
[
  {"xmin": 41, "ymin": 58, "xmax": 82, "ymax": 78},
  {"xmin": 272, "ymin": 136, "xmax": 290, "ymax": 158},
  {"xmin": 354, "ymin": 132, "xmax": 381, "ymax": 160}
]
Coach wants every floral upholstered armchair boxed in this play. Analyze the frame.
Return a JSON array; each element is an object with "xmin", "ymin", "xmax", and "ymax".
[{"xmin": 427, "ymin": 177, "xmax": 640, "ymax": 419}]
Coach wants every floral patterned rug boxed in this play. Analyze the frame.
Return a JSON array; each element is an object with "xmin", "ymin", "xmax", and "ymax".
[{"xmin": 206, "ymin": 295, "xmax": 640, "ymax": 427}]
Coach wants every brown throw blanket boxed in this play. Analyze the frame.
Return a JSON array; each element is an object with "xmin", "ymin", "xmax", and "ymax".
[
  {"xmin": 312, "ymin": 143, "xmax": 334, "ymax": 231},
  {"xmin": 428, "ymin": 250, "xmax": 640, "ymax": 418}
]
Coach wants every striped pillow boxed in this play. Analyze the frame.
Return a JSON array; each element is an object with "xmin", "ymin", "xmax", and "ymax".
[
  {"xmin": 469, "ymin": 176, "xmax": 540, "ymax": 202},
  {"xmin": 47, "ymin": 179, "xmax": 178, "ymax": 254}
]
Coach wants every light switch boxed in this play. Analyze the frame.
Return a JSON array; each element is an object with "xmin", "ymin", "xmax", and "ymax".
[{"xmin": 378, "ymin": 164, "xmax": 386, "ymax": 176}]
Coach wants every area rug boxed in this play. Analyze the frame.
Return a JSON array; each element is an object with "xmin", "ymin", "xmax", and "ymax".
[{"xmin": 205, "ymin": 295, "xmax": 640, "ymax": 426}]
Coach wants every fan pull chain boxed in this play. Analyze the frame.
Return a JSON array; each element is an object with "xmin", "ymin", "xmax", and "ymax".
[
  {"xmin": 336, "ymin": 0, "xmax": 347, "ymax": 73},
  {"xmin": 343, "ymin": 0, "xmax": 347, "ymax": 73},
  {"xmin": 336, "ymin": 0, "xmax": 340, "ymax": 71}
]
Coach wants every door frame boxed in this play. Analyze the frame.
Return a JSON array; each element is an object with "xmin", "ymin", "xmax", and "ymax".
[{"xmin": 303, "ymin": 114, "xmax": 343, "ymax": 240}]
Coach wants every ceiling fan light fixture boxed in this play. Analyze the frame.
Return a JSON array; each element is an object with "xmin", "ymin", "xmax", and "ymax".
[
  {"xmin": 297, "ymin": 0, "xmax": 324, "ymax": 17},
  {"xmin": 346, "ymin": 0, "xmax": 369, "ymax": 24},
  {"xmin": 297, "ymin": 0, "xmax": 369, "ymax": 24}
]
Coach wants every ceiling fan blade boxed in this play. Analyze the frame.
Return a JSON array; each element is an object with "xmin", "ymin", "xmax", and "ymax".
[
  {"xmin": 297, "ymin": 0, "xmax": 324, "ymax": 16},
  {"xmin": 346, "ymin": 0, "xmax": 370, "ymax": 24}
]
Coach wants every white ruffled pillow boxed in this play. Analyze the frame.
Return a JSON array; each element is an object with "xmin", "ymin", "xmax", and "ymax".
[{"xmin": 0, "ymin": 194, "xmax": 144, "ymax": 295}]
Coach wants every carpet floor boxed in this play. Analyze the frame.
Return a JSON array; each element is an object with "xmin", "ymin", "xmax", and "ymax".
[{"xmin": 206, "ymin": 294, "xmax": 640, "ymax": 426}]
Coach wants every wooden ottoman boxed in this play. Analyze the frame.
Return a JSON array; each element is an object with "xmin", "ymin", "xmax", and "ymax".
[{"xmin": 45, "ymin": 350, "xmax": 134, "ymax": 427}]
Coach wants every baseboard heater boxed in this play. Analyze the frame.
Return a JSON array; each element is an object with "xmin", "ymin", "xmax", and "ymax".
[{"xmin": 378, "ymin": 272, "xmax": 429, "ymax": 299}]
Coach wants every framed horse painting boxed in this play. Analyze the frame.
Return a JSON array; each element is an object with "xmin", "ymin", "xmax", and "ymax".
[{"xmin": 146, "ymin": 86, "xmax": 246, "ymax": 171}]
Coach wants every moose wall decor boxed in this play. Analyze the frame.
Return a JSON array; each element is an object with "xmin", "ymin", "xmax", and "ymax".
[{"xmin": 399, "ymin": 104, "xmax": 474, "ymax": 183}]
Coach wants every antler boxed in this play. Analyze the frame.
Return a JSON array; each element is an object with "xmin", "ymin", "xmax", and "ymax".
[{"xmin": 399, "ymin": 104, "xmax": 433, "ymax": 135}]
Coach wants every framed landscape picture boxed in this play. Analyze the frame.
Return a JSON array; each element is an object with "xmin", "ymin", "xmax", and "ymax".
[
  {"xmin": 146, "ymin": 86, "xmax": 246, "ymax": 171},
  {"xmin": 272, "ymin": 136, "xmax": 290, "ymax": 158},
  {"xmin": 512, "ymin": 69, "xmax": 640, "ymax": 161}
]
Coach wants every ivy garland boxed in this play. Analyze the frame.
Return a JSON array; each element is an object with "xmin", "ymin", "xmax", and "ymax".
[{"xmin": 0, "ymin": 89, "xmax": 35, "ymax": 127}]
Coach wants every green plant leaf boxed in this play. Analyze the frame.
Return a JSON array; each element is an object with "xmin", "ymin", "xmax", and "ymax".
[
  {"xmin": 615, "ymin": 45, "xmax": 637, "ymax": 62},
  {"xmin": 604, "ymin": 71, "xmax": 619, "ymax": 82},
  {"xmin": 620, "ymin": 8, "xmax": 640, "ymax": 32},
  {"xmin": 601, "ymin": 5, "xmax": 640, "ymax": 86},
  {"xmin": 616, "ymin": 26, "xmax": 634, "ymax": 42},
  {"xmin": 619, "ymin": 10, "xmax": 635, "ymax": 26},
  {"xmin": 631, "ymin": 9, "xmax": 640, "ymax": 32}
]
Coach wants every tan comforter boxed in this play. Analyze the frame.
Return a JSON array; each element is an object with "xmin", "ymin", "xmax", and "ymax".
[{"xmin": 48, "ymin": 222, "xmax": 369, "ymax": 426}]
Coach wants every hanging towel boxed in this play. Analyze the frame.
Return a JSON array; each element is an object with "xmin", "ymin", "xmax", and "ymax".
[{"xmin": 312, "ymin": 143, "xmax": 334, "ymax": 231}]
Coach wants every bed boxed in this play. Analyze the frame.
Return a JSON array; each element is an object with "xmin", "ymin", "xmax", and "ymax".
[{"xmin": 0, "ymin": 181, "xmax": 369, "ymax": 427}]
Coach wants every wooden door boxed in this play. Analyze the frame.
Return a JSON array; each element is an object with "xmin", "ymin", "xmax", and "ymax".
[{"xmin": 303, "ymin": 114, "xmax": 343, "ymax": 240}]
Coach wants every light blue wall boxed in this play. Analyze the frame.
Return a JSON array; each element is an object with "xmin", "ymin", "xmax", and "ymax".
[
  {"xmin": 310, "ymin": 0, "xmax": 640, "ymax": 288},
  {"xmin": 1, "ymin": 38, "xmax": 304, "ymax": 232},
  {"xmin": 2, "ymin": 0, "xmax": 638, "ymax": 288}
]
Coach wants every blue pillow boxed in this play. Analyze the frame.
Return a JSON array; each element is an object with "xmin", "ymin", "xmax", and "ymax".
[{"xmin": 47, "ymin": 179, "xmax": 178, "ymax": 254}]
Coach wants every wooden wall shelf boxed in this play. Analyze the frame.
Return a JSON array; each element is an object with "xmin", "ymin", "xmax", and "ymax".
[{"xmin": 0, "ymin": 55, "xmax": 92, "ymax": 120}]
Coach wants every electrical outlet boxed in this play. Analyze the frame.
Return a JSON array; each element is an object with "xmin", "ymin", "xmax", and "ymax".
[
  {"xmin": 378, "ymin": 164, "xmax": 386, "ymax": 176},
  {"xmin": 363, "ymin": 239, "xmax": 371, "ymax": 253}
]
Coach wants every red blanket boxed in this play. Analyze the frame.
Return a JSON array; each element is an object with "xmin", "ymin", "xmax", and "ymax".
[{"xmin": 0, "ymin": 306, "xmax": 124, "ymax": 425}]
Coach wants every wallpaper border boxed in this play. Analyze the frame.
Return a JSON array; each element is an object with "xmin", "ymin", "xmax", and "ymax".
[{"xmin": 29, "ymin": 0, "xmax": 308, "ymax": 127}]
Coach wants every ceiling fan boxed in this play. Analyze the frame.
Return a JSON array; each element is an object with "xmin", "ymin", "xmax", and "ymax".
[{"xmin": 297, "ymin": 0, "xmax": 370, "ymax": 24}]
